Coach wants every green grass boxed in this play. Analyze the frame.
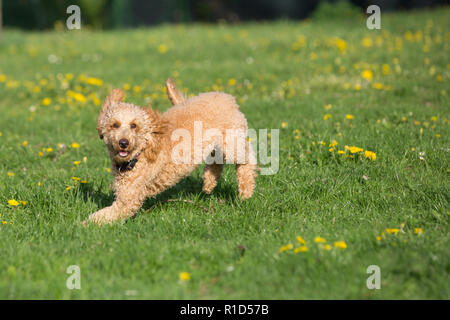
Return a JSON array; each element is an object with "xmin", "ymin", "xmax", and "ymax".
[{"xmin": 0, "ymin": 8, "xmax": 449, "ymax": 299}]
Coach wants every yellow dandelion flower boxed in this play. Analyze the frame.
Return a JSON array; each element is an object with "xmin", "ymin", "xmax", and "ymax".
[
  {"xmin": 123, "ymin": 83, "xmax": 131, "ymax": 91},
  {"xmin": 46, "ymin": 148, "xmax": 53, "ymax": 153},
  {"xmin": 296, "ymin": 236, "xmax": 306, "ymax": 245},
  {"xmin": 314, "ymin": 236, "xmax": 326, "ymax": 243},
  {"xmin": 364, "ymin": 150, "xmax": 376, "ymax": 161},
  {"xmin": 65, "ymin": 186, "xmax": 72, "ymax": 191},
  {"xmin": 435, "ymin": 134, "xmax": 441, "ymax": 138},
  {"xmin": 157, "ymin": 44, "xmax": 168, "ymax": 54},
  {"xmin": 385, "ymin": 228, "xmax": 400, "ymax": 234},
  {"xmin": 414, "ymin": 228, "xmax": 423, "ymax": 235},
  {"xmin": 322, "ymin": 244, "xmax": 332, "ymax": 251},
  {"xmin": 345, "ymin": 114, "xmax": 354, "ymax": 120},
  {"xmin": 329, "ymin": 140, "xmax": 338, "ymax": 148},
  {"xmin": 23, "ymin": 141, "xmax": 28, "ymax": 146},
  {"xmin": 329, "ymin": 148, "xmax": 334, "ymax": 152},
  {"xmin": 71, "ymin": 142, "xmax": 80, "ymax": 149},
  {"xmin": 73, "ymin": 161, "xmax": 81, "ymax": 165},
  {"xmin": 8, "ymin": 199, "xmax": 19, "ymax": 206},
  {"xmin": 179, "ymin": 272, "xmax": 191, "ymax": 281},
  {"xmin": 279, "ymin": 243, "xmax": 294, "ymax": 253},
  {"xmin": 65, "ymin": 73, "xmax": 73, "ymax": 81},
  {"xmin": 337, "ymin": 150, "xmax": 346, "ymax": 155},
  {"xmin": 348, "ymin": 146, "xmax": 363, "ymax": 153},
  {"xmin": 38, "ymin": 182, "xmax": 42, "ymax": 187},
  {"xmin": 228, "ymin": 78, "xmax": 236, "ymax": 86},
  {"xmin": 281, "ymin": 122, "xmax": 288, "ymax": 128},
  {"xmin": 38, "ymin": 151, "xmax": 44, "ymax": 157},
  {"xmin": 431, "ymin": 116, "xmax": 437, "ymax": 122},
  {"xmin": 361, "ymin": 70, "xmax": 373, "ymax": 81},
  {"xmin": 42, "ymin": 97, "xmax": 51, "ymax": 106},
  {"xmin": 372, "ymin": 82, "xmax": 383, "ymax": 90},
  {"xmin": 72, "ymin": 177, "xmax": 80, "ymax": 181},
  {"xmin": 323, "ymin": 114, "xmax": 332, "ymax": 120},
  {"xmin": 86, "ymin": 77, "xmax": 103, "ymax": 86},
  {"xmin": 334, "ymin": 241, "xmax": 347, "ymax": 249},
  {"xmin": 294, "ymin": 246, "xmax": 308, "ymax": 253},
  {"xmin": 80, "ymin": 180, "xmax": 88, "ymax": 184},
  {"xmin": 382, "ymin": 64, "xmax": 390, "ymax": 75},
  {"xmin": 19, "ymin": 201, "xmax": 27, "ymax": 205},
  {"xmin": 354, "ymin": 84, "xmax": 361, "ymax": 90},
  {"xmin": 7, "ymin": 172, "xmax": 14, "ymax": 177}
]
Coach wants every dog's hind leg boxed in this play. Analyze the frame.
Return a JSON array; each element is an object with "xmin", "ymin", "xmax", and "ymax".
[{"xmin": 235, "ymin": 141, "xmax": 257, "ymax": 200}]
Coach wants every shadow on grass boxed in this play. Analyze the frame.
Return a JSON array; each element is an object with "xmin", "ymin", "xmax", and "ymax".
[{"xmin": 78, "ymin": 174, "xmax": 238, "ymax": 212}]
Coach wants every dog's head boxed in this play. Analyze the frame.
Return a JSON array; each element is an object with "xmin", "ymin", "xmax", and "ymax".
[{"xmin": 97, "ymin": 89, "xmax": 168, "ymax": 165}]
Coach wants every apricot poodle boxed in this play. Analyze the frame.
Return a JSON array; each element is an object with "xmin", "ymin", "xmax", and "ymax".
[{"xmin": 87, "ymin": 78, "xmax": 257, "ymax": 225}]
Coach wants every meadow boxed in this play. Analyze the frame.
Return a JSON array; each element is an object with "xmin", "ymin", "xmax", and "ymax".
[{"xmin": 0, "ymin": 7, "xmax": 448, "ymax": 299}]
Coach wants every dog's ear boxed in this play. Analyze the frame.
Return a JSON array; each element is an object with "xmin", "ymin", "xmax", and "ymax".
[
  {"xmin": 97, "ymin": 89, "xmax": 124, "ymax": 139},
  {"xmin": 143, "ymin": 106, "xmax": 169, "ymax": 162}
]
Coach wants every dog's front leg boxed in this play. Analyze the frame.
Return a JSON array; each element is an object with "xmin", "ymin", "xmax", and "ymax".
[{"xmin": 87, "ymin": 176, "xmax": 149, "ymax": 225}]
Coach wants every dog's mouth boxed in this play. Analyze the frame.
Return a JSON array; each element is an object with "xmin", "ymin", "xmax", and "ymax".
[{"xmin": 118, "ymin": 151, "xmax": 129, "ymax": 158}]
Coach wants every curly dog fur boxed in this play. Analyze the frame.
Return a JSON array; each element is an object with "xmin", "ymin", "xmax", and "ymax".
[{"xmin": 87, "ymin": 78, "xmax": 257, "ymax": 225}]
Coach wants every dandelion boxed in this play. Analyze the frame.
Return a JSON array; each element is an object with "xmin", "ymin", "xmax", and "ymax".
[
  {"xmin": 23, "ymin": 141, "xmax": 28, "ymax": 146},
  {"xmin": 431, "ymin": 116, "xmax": 437, "ymax": 122},
  {"xmin": 364, "ymin": 150, "xmax": 376, "ymax": 161},
  {"xmin": 281, "ymin": 122, "xmax": 288, "ymax": 128},
  {"xmin": 345, "ymin": 114, "xmax": 354, "ymax": 120},
  {"xmin": 293, "ymin": 246, "xmax": 308, "ymax": 253},
  {"xmin": 65, "ymin": 186, "xmax": 72, "ymax": 191},
  {"xmin": 335, "ymin": 38, "xmax": 347, "ymax": 53},
  {"xmin": 324, "ymin": 104, "xmax": 332, "ymax": 110},
  {"xmin": 157, "ymin": 44, "xmax": 168, "ymax": 54},
  {"xmin": 38, "ymin": 182, "xmax": 42, "ymax": 187},
  {"xmin": 8, "ymin": 199, "xmax": 19, "ymax": 206},
  {"xmin": 354, "ymin": 84, "xmax": 361, "ymax": 90},
  {"xmin": 314, "ymin": 236, "xmax": 326, "ymax": 243},
  {"xmin": 279, "ymin": 243, "xmax": 293, "ymax": 253},
  {"xmin": 414, "ymin": 228, "xmax": 423, "ymax": 235},
  {"xmin": 86, "ymin": 77, "xmax": 103, "ymax": 86},
  {"xmin": 329, "ymin": 140, "xmax": 338, "ymax": 148},
  {"xmin": 123, "ymin": 83, "xmax": 131, "ymax": 91},
  {"xmin": 80, "ymin": 180, "xmax": 88, "ymax": 184},
  {"xmin": 361, "ymin": 70, "xmax": 373, "ymax": 81},
  {"xmin": 348, "ymin": 146, "xmax": 363, "ymax": 154},
  {"xmin": 362, "ymin": 37, "xmax": 373, "ymax": 47},
  {"xmin": 334, "ymin": 241, "xmax": 347, "ymax": 249},
  {"xmin": 7, "ymin": 172, "xmax": 14, "ymax": 177},
  {"xmin": 227, "ymin": 78, "xmax": 237, "ymax": 86},
  {"xmin": 73, "ymin": 161, "xmax": 81, "ymax": 165},
  {"xmin": 71, "ymin": 142, "xmax": 80, "ymax": 149},
  {"xmin": 296, "ymin": 236, "xmax": 306, "ymax": 245},
  {"xmin": 372, "ymin": 83, "xmax": 383, "ymax": 90},
  {"xmin": 42, "ymin": 97, "xmax": 51, "ymax": 106},
  {"xmin": 382, "ymin": 64, "xmax": 390, "ymax": 75},
  {"xmin": 179, "ymin": 272, "xmax": 191, "ymax": 281},
  {"xmin": 46, "ymin": 148, "xmax": 53, "ymax": 153},
  {"xmin": 19, "ymin": 201, "xmax": 27, "ymax": 205},
  {"xmin": 435, "ymin": 134, "xmax": 440, "ymax": 138},
  {"xmin": 337, "ymin": 150, "xmax": 346, "ymax": 155},
  {"xmin": 322, "ymin": 244, "xmax": 332, "ymax": 251},
  {"xmin": 323, "ymin": 114, "xmax": 332, "ymax": 120},
  {"xmin": 72, "ymin": 177, "xmax": 80, "ymax": 181},
  {"xmin": 38, "ymin": 151, "xmax": 44, "ymax": 157},
  {"xmin": 385, "ymin": 228, "xmax": 400, "ymax": 234}
]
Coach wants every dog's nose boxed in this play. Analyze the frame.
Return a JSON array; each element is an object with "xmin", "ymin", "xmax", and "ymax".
[{"xmin": 119, "ymin": 139, "xmax": 129, "ymax": 149}]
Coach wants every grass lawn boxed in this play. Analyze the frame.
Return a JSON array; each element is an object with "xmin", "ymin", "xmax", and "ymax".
[{"xmin": 0, "ymin": 8, "xmax": 448, "ymax": 299}]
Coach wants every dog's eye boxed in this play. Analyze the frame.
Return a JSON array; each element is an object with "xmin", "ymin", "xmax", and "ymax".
[
  {"xmin": 112, "ymin": 123, "xmax": 120, "ymax": 129},
  {"xmin": 130, "ymin": 123, "xmax": 137, "ymax": 129}
]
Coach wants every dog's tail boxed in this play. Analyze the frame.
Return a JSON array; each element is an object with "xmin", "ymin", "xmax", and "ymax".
[{"xmin": 166, "ymin": 77, "xmax": 185, "ymax": 105}]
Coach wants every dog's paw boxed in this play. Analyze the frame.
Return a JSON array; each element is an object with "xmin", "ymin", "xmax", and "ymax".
[{"xmin": 87, "ymin": 206, "xmax": 119, "ymax": 225}]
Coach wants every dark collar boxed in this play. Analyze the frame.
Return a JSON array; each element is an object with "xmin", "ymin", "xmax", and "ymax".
[{"xmin": 115, "ymin": 158, "xmax": 138, "ymax": 173}]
